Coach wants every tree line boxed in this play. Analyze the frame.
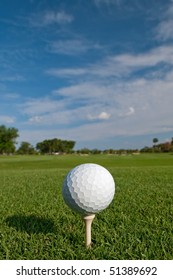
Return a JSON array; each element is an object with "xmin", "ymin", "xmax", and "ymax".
[
  {"xmin": 0, "ymin": 125, "xmax": 75, "ymax": 155},
  {"xmin": 140, "ymin": 137, "xmax": 173, "ymax": 153},
  {"xmin": 0, "ymin": 125, "xmax": 173, "ymax": 155}
]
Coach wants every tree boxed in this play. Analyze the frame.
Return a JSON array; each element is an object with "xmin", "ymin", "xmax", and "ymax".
[
  {"xmin": 140, "ymin": 146, "xmax": 153, "ymax": 153},
  {"xmin": 159, "ymin": 142, "xmax": 172, "ymax": 152},
  {"xmin": 90, "ymin": 149, "xmax": 101, "ymax": 154},
  {"xmin": 0, "ymin": 125, "xmax": 19, "ymax": 154},
  {"xmin": 153, "ymin": 138, "xmax": 159, "ymax": 148},
  {"xmin": 17, "ymin": 142, "xmax": 35, "ymax": 154},
  {"xmin": 36, "ymin": 138, "xmax": 75, "ymax": 154},
  {"xmin": 79, "ymin": 148, "xmax": 90, "ymax": 154}
]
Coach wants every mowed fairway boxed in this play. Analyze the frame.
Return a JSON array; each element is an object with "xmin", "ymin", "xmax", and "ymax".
[{"xmin": 0, "ymin": 154, "xmax": 173, "ymax": 260}]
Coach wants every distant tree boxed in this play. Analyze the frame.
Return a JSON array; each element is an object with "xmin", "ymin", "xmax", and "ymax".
[
  {"xmin": 153, "ymin": 138, "xmax": 159, "ymax": 147},
  {"xmin": 17, "ymin": 142, "xmax": 35, "ymax": 154},
  {"xmin": 159, "ymin": 142, "xmax": 172, "ymax": 152},
  {"xmin": 91, "ymin": 149, "xmax": 101, "ymax": 154},
  {"xmin": 36, "ymin": 138, "xmax": 75, "ymax": 154},
  {"xmin": 60, "ymin": 140, "xmax": 76, "ymax": 153},
  {"xmin": 140, "ymin": 146, "xmax": 153, "ymax": 153},
  {"xmin": 79, "ymin": 148, "xmax": 90, "ymax": 154},
  {"xmin": 107, "ymin": 149, "xmax": 114, "ymax": 154},
  {"xmin": 36, "ymin": 140, "xmax": 50, "ymax": 154},
  {"xmin": 0, "ymin": 125, "xmax": 19, "ymax": 154},
  {"xmin": 117, "ymin": 149, "xmax": 126, "ymax": 155}
]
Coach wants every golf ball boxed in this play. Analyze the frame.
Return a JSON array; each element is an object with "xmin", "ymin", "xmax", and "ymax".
[{"xmin": 62, "ymin": 163, "xmax": 115, "ymax": 215}]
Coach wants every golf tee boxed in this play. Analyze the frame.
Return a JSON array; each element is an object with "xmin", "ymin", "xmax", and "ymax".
[{"xmin": 83, "ymin": 214, "xmax": 95, "ymax": 248}]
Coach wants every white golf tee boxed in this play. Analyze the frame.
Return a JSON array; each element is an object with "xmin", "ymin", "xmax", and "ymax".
[{"xmin": 83, "ymin": 214, "xmax": 95, "ymax": 248}]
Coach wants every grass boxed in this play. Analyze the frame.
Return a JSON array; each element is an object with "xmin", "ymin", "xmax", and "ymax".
[{"xmin": 0, "ymin": 153, "xmax": 173, "ymax": 259}]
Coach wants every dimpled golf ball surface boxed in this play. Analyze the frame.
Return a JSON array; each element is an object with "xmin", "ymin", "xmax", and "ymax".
[{"xmin": 62, "ymin": 163, "xmax": 115, "ymax": 215}]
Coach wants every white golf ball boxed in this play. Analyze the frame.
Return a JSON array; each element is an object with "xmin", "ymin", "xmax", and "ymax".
[{"xmin": 62, "ymin": 163, "xmax": 115, "ymax": 215}]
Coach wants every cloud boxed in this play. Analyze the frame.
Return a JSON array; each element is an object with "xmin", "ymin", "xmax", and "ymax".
[
  {"xmin": 0, "ymin": 93, "xmax": 20, "ymax": 100},
  {"xmin": 21, "ymin": 98, "xmax": 64, "ymax": 116},
  {"xmin": 111, "ymin": 45, "xmax": 173, "ymax": 68},
  {"xmin": 156, "ymin": 20, "xmax": 173, "ymax": 41},
  {"xmin": 18, "ymin": 44, "xmax": 173, "ymax": 147},
  {"xmin": 0, "ymin": 115, "xmax": 15, "ymax": 124},
  {"xmin": 0, "ymin": 75, "xmax": 25, "ymax": 82},
  {"xmin": 21, "ymin": 71, "xmax": 173, "ymax": 135},
  {"xmin": 48, "ymin": 39, "xmax": 101, "ymax": 55},
  {"xmin": 55, "ymin": 82, "xmax": 112, "ymax": 102},
  {"xmin": 47, "ymin": 45, "xmax": 173, "ymax": 80},
  {"xmin": 88, "ymin": 111, "xmax": 111, "ymax": 120},
  {"xmin": 127, "ymin": 107, "xmax": 135, "ymax": 116},
  {"xmin": 155, "ymin": 2, "xmax": 173, "ymax": 41},
  {"xmin": 18, "ymin": 74, "xmax": 173, "ymax": 147},
  {"xmin": 29, "ymin": 116, "xmax": 43, "ymax": 124},
  {"xmin": 119, "ymin": 106, "xmax": 135, "ymax": 117},
  {"xmin": 27, "ymin": 111, "xmax": 74, "ymax": 126},
  {"xmin": 44, "ymin": 44, "xmax": 173, "ymax": 135},
  {"xmin": 43, "ymin": 10, "xmax": 73, "ymax": 25},
  {"xmin": 47, "ymin": 67, "xmax": 88, "ymax": 77},
  {"xmin": 21, "ymin": 93, "xmax": 111, "ymax": 127},
  {"xmin": 51, "ymin": 73, "xmax": 173, "ymax": 138},
  {"xmin": 30, "ymin": 10, "xmax": 73, "ymax": 27}
]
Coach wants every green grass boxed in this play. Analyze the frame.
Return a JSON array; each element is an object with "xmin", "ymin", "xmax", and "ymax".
[{"xmin": 0, "ymin": 153, "xmax": 173, "ymax": 259}]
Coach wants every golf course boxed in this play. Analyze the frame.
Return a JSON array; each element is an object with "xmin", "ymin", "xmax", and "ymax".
[{"xmin": 0, "ymin": 153, "xmax": 172, "ymax": 260}]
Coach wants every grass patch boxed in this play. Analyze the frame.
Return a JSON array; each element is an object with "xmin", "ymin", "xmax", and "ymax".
[{"xmin": 0, "ymin": 154, "xmax": 173, "ymax": 259}]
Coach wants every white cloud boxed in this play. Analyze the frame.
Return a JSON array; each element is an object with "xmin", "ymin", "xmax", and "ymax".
[
  {"xmin": 111, "ymin": 45, "xmax": 173, "ymax": 68},
  {"xmin": 0, "ymin": 93, "xmax": 20, "ymax": 100},
  {"xmin": 0, "ymin": 115, "xmax": 15, "ymax": 124},
  {"xmin": 43, "ymin": 11, "xmax": 73, "ymax": 25},
  {"xmin": 98, "ymin": 111, "xmax": 111, "ymax": 120},
  {"xmin": 88, "ymin": 111, "xmax": 111, "ymax": 120},
  {"xmin": 48, "ymin": 39, "xmax": 101, "ymax": 55},
  {"xmin": 47, "ymin": 45, "xmax": 173, "ymax": 80},
  {"xmin": 21, "ymin": 93, "xmax": 111, "ymax": 127},
  {"xmin": 18, "ymin": 44, "xmax": 173, "ymax": 146},
  {"xmin": 20, "ymin": 73, "xmax": 173, "ymax": 138},
  {"xmin": 156, "ymin": 20, "xmax": 173, "ymax": 41},
  {"xmin": 47, "ymin": 68, "xmax": 88, "ymax": 77},
  {"xmin": 44, "ymin": 44, "xmax": 173, "ymax": 140},
  {"xmin": 0, "ymin": 75, "xmax": 25, "ymax": 82},
  {"xmin": 30, "ymin": 10, "xmax": 73, "ymax": 27},
  {"xmin": 119, "ymin": 106, "xmax": 135, "ymax": 117},
  {"xmin": 155, "ymin": 2, "xmax": 173, "ymax": 41},
  {"xmin": 55, "ymin": 76, "xmax": 173, "ymax": 137},
  {"xmin": 165, "ymin": 70, "xmax": 173, "ymax": 81},
  {"xmin": 21, "ymin": 98, "xmax": 64, "ymax": 116},
  {"xmin": 27, "ymin": 111, "xmax": 75, "ymax": 126},
  {"xmin": 56, "ymin": 82, "xmax": 107, "ymax": 99},
  {"xmin": 29, "ymin": 116, "xmax": 43, "ymax": 124}
]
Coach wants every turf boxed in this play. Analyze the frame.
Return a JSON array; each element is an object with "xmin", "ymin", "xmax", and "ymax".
[{"xmin": 0, "ymin": 154, "xmax": 173, "ymax": 259}]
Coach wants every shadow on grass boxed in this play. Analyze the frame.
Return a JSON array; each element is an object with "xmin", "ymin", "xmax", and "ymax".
[{"xmin": 5, "ymin": 214, "xmax": 55, "ymax": 234}]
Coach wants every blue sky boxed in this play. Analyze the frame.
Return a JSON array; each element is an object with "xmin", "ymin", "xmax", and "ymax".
[{"xmin": 0, "ymin": 0, "xmax": 173, "ymax": 150}]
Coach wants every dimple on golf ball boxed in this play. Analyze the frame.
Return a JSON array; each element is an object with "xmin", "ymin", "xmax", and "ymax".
[{"xmin": 62, "ymin": 163, "xmax": 115, "ymax": 215}]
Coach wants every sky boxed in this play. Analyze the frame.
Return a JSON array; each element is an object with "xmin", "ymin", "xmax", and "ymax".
[{"xmin": 0, "ymin": 0, "xmax": 173, "ymax": 150}]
